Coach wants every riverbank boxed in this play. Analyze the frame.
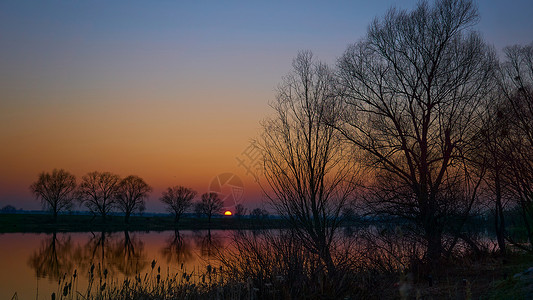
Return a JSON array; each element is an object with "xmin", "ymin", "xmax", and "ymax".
[{"xmin": 0, "ymin": 213, "xmax": 288, "ymax": 233}]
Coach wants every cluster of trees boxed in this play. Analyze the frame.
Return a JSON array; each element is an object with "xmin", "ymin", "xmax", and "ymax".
[
  {"xmin": 258, "ymin": 0, "xmax": 533, "ymax": 277},
  {"xmin": 30, "ymin": 170, "xmax": 151, "ymax": 223},
  {"xmin": 161, "ymin": 186, "xmax": 225, "ymax": 224},
  {"xmin": 29, "ymin": 170, "xmax": 228, "ymax": 224}
]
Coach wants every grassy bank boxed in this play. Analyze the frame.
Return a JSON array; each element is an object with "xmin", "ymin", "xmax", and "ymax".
[{"xmin": 0, "ymin": 213, "xmax": 288, "ymax": 233}]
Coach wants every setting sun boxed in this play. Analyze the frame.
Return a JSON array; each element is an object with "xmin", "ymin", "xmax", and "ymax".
[{"xmin": 224, "ymin": 210, "xmax": 232, "ymax": 216}]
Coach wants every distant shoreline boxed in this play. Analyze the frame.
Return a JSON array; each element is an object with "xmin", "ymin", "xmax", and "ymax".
[{"xmin": 0, "ymin": 213, "xmax": 288, "ymax": 233}]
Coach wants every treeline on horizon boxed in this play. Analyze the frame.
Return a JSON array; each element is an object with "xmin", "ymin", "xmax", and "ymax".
[{"xmin": 25, "ymin": 169, "xmax": 268, "ymax": 225}]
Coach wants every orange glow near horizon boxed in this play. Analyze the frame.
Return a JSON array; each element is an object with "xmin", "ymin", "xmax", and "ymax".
[{"xmin": 224, "ymin": 210, "xmax": 232, "ymax": 216}]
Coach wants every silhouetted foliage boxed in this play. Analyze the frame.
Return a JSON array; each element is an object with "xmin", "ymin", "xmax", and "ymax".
[
  {"xmin": 77, "ymin": 171, "xmax": 121, "ymax": 221},
  {"xmin": 115, "ymin": 175, "xmax": 152, "ymax": 224},
  {"xmin": 30, "ymin": 169, "xmax": 77, "ymax": 222},
  {"xmin": 160, "ymin": 185, "xmax": 197, "ymax": 225}
]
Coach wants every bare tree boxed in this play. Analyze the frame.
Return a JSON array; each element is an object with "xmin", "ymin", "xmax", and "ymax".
[
  {"xmin": 498, "ymin": 42, "xmax": 533, "ymax": 249},
  {"xmin": 474, "ymin": 95, "xmax": 510, "ymax": 254},
  {"xmin": 160, "ymin": 185, "xmax": 197, "ymax": 225},
  {"xmin": 30, "ymin": 169, "xmax": 76, "ymax": 222},
  {"xmin": 77, "ymin": 171, "xmax": 121, "ymax": 221},
  {"xmin": 250, "ymin": 207, "xmax": 269, "ymax": 220},
  {"xmin": 259, "ymin": 51, "xmax": 358, "ymax": 275},
  {"xmin": 115, "ymin": 175, "xmax": 152, "ymax": 224},
  {"xmin": 336, "ymin": 0, "xmax": 495, "ymax": 263},
  {"xmin": 234, "ymin": 203, "xmax": 247, "ymax": 218},
  {"xmin": 197, "ymin": 192, "xmax": 224, "ymax": 224}
]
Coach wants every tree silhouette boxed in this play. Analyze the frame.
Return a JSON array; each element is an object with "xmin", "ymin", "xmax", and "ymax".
[
  {"xmin": 77, "ymin": 171, "xmax": 121, "ymax": 221},
  {"xmin": 234, "ymin": 204, "xmax": 247, "ymax": 219},
  {"xmin": 197, "ymin": 192, "xmax": 224, "ymax": 224},
  {"xmin": 475, "ymin": 94, "xmax": 512, "ymax": 254},
  {"xmin": 160, "ymin": 186, "xmax": 197, "ymax": 225},
  {"xmin": 30, "ymin": 169, "xmax": 76, "ymax": 222},
  {"xmin": 115, "ymin": 175, "xmax": 152, "ymax": 223},
  {"xmin": 498, "ymin": 43, "xmax": 533, "ymax": 249},
  {"xmin": 336, "ymin": 0, "xmax": 495, "ymax": 264},
  {"xmin": 250, "ymin": 207, "xmax": 268, "ymax": 220},
  {"xmin": 258, "ymin": 51, "xmax": 359, "ymax": 275}
]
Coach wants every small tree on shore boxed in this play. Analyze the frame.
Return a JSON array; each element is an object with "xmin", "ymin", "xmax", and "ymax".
[
  {"xmin": 115, "ymin": 175, "xmax": 152, "ymax": 224},
  {"xmin": 250, "ymin": 208, "xmax": 269, "ymax": 220},
  {"xmin": 234, "ymin": 204, "xmax": 247, "ymax": 219},
  {"xmin": 160, "ymin": 185, "xmax": 197, "ymax": 225},
  {"xmin": 196, "ymin": 192, "xmax": 224, "ymax": 224},
  {"xmin": 77, "ymin": 171, "xmax": 121, "ymax": 221},
  {"xmin": 30, "ymin": 169, "xmax": 77, "ymax": 222}
]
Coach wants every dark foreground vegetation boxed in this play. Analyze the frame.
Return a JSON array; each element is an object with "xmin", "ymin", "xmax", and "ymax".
[
  {"xmin": 0, "ymin": 213, "xmax": 286, "ymax": 233},
  {"xmin": 21, "ymin": 227, "xmax": 533, "ymax": 300}
]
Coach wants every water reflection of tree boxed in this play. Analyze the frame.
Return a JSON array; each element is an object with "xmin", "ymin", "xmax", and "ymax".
[
  {"xmin": 70, "ymin": 231, "xmax": 113, "ymax": 279},
  {"xmin": 110, "ymin": 231, "xmax": 147, "ymax": 276},
  {"xmin": 28, "ymin": 232, "xmax": 74, "ymax": 280},
  {"xmin": 196, "ymin": 230, "xmax": 222, "ymax": 258},
  {"xmin": 28, "ymin": 231, "xmax": 148, "ymax": 284},
  {"xmin": 75, "ymin": 231, "xmax": 147, "ymax": 278},
  {"xmin": 160, "ymin": 230, "xmax": 193, "ymax": 264}
]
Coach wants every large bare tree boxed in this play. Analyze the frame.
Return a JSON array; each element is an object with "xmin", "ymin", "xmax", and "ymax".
[
  {"xmin": 336, "ymin": 0, "xmax": 495, "ymax": 263},
  {"xmin": 475, "ymin": 94, "xmax": 512, "ymax": 254},
  {"xmin": 498, "ymin": 42, "xmax": 533, "ymax": 249},
  {"xmin": 160, "ymin": 185, "xmax": 197, "ymax": 225},
  {"xmin": 115, "ymin": 175, "xmax": 152, "ymax": 224},
  {"xmin": 30, "ymin": 169, "xmax": 77, "ymax": 222},
  {"xmin": 259, "ymin": 51, "xmax": 358, "ymax": 275},
  {"xmin": 77, "ymin": 171, "xmax": 121, "ymax": 221}
]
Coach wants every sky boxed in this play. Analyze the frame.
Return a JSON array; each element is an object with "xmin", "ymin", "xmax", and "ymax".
[{"xmin": 1, "ymin": 0, "xmax": 532, "ymax": 213}]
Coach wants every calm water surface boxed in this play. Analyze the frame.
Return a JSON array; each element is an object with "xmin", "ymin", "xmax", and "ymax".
[{"xmin": 0, "ymin": 230, "xmax": 232, "ymax": 299}]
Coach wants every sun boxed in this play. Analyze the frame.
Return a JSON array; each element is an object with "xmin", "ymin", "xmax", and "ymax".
[{"xmin": 224, "ymin": 210, "xmax": 233, "ymax": 216}]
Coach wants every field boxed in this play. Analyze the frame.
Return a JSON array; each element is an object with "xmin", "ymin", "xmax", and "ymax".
[{"xmin": 0, "ymin": 213, "xmax": 287, "ymax": 233}]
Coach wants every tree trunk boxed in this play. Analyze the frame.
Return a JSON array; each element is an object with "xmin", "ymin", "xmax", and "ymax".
[
  {"xmin": 322, "ymin": 246, "xmax": 336, "ymax": 275},
  {"xmin": 125, "ymin": 211, "xmax": 130, "ymax": 224},
  {"xmin": 519, "ymin": 199, "xmax": 533, "ymax": 250},
  {"xmin": 425, "ymin": 223, "xmax": 442, "ymax": 267},
  {"xmin": 494, "ymin": 176, "xmax": 506, "ymax": 254}
]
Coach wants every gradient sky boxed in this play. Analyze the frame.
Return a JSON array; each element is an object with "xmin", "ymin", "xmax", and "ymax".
[{"xmin": 1, "ymin": 0, "xmax": 532, "ymax": 212}]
